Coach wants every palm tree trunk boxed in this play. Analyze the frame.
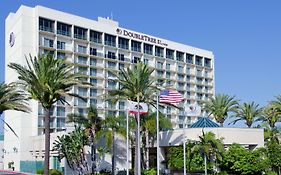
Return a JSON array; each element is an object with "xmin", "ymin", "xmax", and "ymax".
[
  {"xmin": 112, "ymin": 132, "xmax": 116, "ymax": 175},
  {"xmin": 145, "ymin": 129, "xmax": 149, "ymax": 169},
  {"xmin": 134, "ymin": 121, "xmax": 138, "ymax": 175},
  {"xmin": 91, "ymin": 129, "xmax": 96, "ymax": 174},
  {"xmin": 44, "ymin": 108, "xmax": 51, "ymax": 175}
]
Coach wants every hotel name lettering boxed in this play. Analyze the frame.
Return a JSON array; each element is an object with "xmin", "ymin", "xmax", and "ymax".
[{"xmin": 116, "ymin": 28, "xmax": 168, "ymax": 47}]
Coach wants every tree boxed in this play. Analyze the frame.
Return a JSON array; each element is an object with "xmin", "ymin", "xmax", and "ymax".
[
  {"xmin": 67, "ymin": 106, "xmax": 103, "ymax": 174},
  {"xmin": 195, "ymin": 131, "xmax": 224, "ymax": 175},
  {"xmin": 230, "ymin": 102, "xmax": 263, "ymax": 127},
  {"xmin": 221, "ymin": 144, "xmax": 269, "ymax": 175},
  {"xmin": 53, "ymin": 126, "xmax": 89, "ymax": 174},
  {"xmin": 101, "ymin": 115, "xmax": 126, "ymax": 175},
  {"xmin": 0, "ymin": 82, "xmax": 30, "ymax": 137},
  {"xmin": 203, "ymin": 94, "xmax": 239, "ymax": 126},
  {"xmin": 9, "ymin": 54, "xmax": 87, "ymax": 175},
  {"xmin": 108, "ymin": 62, "xmax": 157, "ymax": 175},
  {"xmin": 260, "ymin": 105, "xmax": 280, "ymax": 130}
]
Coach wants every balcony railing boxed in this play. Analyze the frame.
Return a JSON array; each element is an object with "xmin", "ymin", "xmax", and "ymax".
[
  {"xmin": 118, "ymin": 44, "xmax": 129, "ymax": 50},
  {"xmin": 74, "ymin": 34, "xmax": 87, "ymax": 40},
  {"xmin": 39, "ymin": 26, "xmax": 54, "ymax": 33},
  {"xmin": 57, "ymin": 30, "xmax": 71, "ymax": 37},
  {"xmin": 90, "ymin": 37, "xmax": 102, "ymax": 44}
]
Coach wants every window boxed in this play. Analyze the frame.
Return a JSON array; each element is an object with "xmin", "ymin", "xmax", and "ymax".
[
  {"xmin": 107, "ymin": 80, "xmax": 116, "ymax": 89},
  {"xmin": 195, "ymin": 56, "xmax": 203, "ymax": 66},
  {"xmin": 176, "ymin": 51, "xmax": 184, "ymax": 62},
  {"xmin": 57, "ymin": 41, "xmax": 65, "ymax": 50},
  {"xmin": 90, "ymin": 68, "xmax": 97, "ymax": 76},
  {"xmin": 90, "ymin": 78, "xmax": 97, "ymax": 85},
  {"xmin": 90, "ymin": 99, "xmax": 97, "ymax": 106},
  {"xmin": 74, "ymin": 26, "xmax": 87, "ymax": 40},
  {"xmin": 78, "ymin": 87, "xmax": 87, "ymax": 96},
  {"xmin": 57, "ymin": 22, "xmax": 71, "ymax": 36},
  {"xmin": 166, "ymin": 49, "xmax": 174, "ymax": 60},
  {"xmin": 90, "ymin": 89, "xmax": 97, "ymax": 97},
  {"xmin": 90, "ymin": 30, "xmax": 102, "ymax": 43},
  {"xmin": 166, "ymin": 63, "xmax": 170, "ymax": 70},
  {"xmin": 77, "ymin": 98, "xmax": 87, "ymax": 107},
  {"xmin": 57, "ymin": 118, "xmax": 65, "ymax": 128},
  {"xmin": 106, "ymin": 51, "xmax": 116, "ymax": 59},
  {"xmin": 118, "ymin": 53, "xmax": 125, "ymax": 61},
  {"xmin": 186, "ymin": 54, "xmax": 193, "ymax": 64},
  {"xmin": 119, "ymin": 63, "xmax": 125, "ymax": 70},
  {"xmin": 90, "ymin": 47, "xmax": 97, "ymax": 56},
  {"xmin": 39, "ymin": 17, "xmax": 54, "ymax": 32},
  {"xmin": 77, "ymin": 45, "xmax": 87, "ymax": 54},
  {"xmin": 196, "ymin": 69, "xmax": 202, "ymax": 77},
  {"xmin": 157, "ymin": 62, "xmax": 163, "ymax": 69},
  {"xmin": 155, "ymin": 46, "xmax": 164, "ymax": 57},
  {"xmin": 204, "ymin": 58, "xmax": 211, "ymax": 68},
  {"xmin": 108, "ymin": 71, "xmax": 115, "ymax": 79},
  {"xmin": 166, "ymin": 72, "xmax": 171, "ymax": 79},
  {"xmin": 57, "ymin": 52, "xmax": 65, "ymax": 59},
  {"xmin": 119, "ymin": 101, "xmax": 125, "ymax": 110},
  {"xmin": 78, "ymin": 108, "xmax": 86, "ymax": 115},
  {"xmin": 90, "ymin": 58, "xmax": 97, "ymax": 66},
  {"xmin": 157, "ymin": 70, "xmax": 164, "ymax": 77},
  {"xmin": 144, "ymin": 58, "xmax": 149, "ymax": 65},
  {"xmin": 132, "ymin": 57, "xmax": 140, "ymax": 64},
  {"xmin": 104, "ymin": 34, "xmax": 116, "ymax": 47},
  {"xmin": 144, "ymin": 43, "xmax": 153, "ymax": 55},
  {"xmin": 38, "ymin": 105, "xmax": 44, "ymax": 115},
  {"xmin": 43, "ymin": 38, "xmax": 53, "ymax": 48},
  {"xmin": 131, "ymin": 40, "xmax": 141, "ymax": 52},
  {"xmin": 78, "ymin": 67, "xmax": 88, "ymax": 75},
  {"xmin": 77, "ymin": 56, "xmax": 87, "ymax": 64},
  {"xmin": 57, "ymin": 96, "xmax": 65, "ymax": 105},
  {"xmin": 107, "ymin": 61, "xmax": 116, "ymax": 69},
  {"xmin": 177, "ymin": 65, "xmax": 184, "ymax": 73},
  {"xmin": 118, "ymin": 37, "xmax": 129, "ymax": 50},
  {"xmin": 57, "ymin": 107, "xmax": 65, "ymax": 117},
  {"xmin": 178, "ymin": 74, "xmax": 184, "ymax": 81},
  {"xmin": 186, "ymin": 67, "xmax": 190, "ymax": 74}
]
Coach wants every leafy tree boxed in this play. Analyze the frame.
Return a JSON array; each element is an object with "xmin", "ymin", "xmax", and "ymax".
[
  {"xmin": 108, "ymin": 62, "xmax": 157, "ymax": 174},
  {"xmin": 53, "ymin": 126, "xmax": 89, "ymax": 174},
  {"xmin": 230, "ymin": 102, "xmax": 263, "ymax": 127},
  {"xmin": 9, "ymin": 54, "xmax": 87, "ymax": 175},
  {"xmin": 221, "ymin": 144, "xmax": 269, "ymax": 175},
  {"xmin": 203, "ymin": 94, "xmax": 239, "ymax": 126},
  {"xmin": 67, "ymin": 106, "xmax": 103, "ymax": 174},
  {"xmin": 0, "ymin": 82, "xmax": 30, "ymax": 137},
  {"xmin": 101, "ymin": 115, "xmax": 126, "ymax": 175},
  {"xmin": 259, "ymin": 105, "xmax": 281, "ymax": 130},
  {"xmin": 266, "ymin": 140, "xmax": 281, "ymax": 174}
]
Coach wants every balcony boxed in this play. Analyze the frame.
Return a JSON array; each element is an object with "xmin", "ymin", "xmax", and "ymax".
[
  {"xmin": 39, "ymin": 26, "xmax": 54, "ymax": 33},
  {"xmin": 74, "ymin": 34, "xmax": 87, "ymax": 40},
  {"xmin": 57, "ymin": 30, "xmax": 71, "ymax": 37},
  {"xmin": 105, "ymin": 41, "xmax": 116, "ymax": 47},
  {"xmin": 118, "ymin": 44, "xmax": 129, "ymax": 50},
  {"xmin": 90, "ymin": 37, "xmax": 102, "ymax": 44},
  {"xmin": 105, "ymin": 54, "xmax": 116, "ymax": 60}
]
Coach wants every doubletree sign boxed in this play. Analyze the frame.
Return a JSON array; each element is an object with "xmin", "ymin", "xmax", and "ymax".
[
  {"xmin": 9, "ymin": 32, "xmax": 15, "ymax": 47},
  {"xmin": 116, "ymin": 28, "xmax": 168, "ymax": 47}
]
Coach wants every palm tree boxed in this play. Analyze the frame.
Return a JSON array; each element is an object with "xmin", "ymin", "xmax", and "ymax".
[
  {"xmin": 260, "ymin": 105, "xmax": 280, "ymax": 130},
  {"xmin": 101, "ymin": 115, "xmax": 126, "ymax": 175},
  {"xmin": 195, "ymin": 131, "xmax": 224, "ymax": 175},
  {"xmin": 230, "ymin": 102, "xmax": 263, "ymax": 127},
  {"xmin": 0, "ymin": 82, "xmax": 30, "ymax": 137},
  {"xmin": 203, "ymin": 94, "xmax": 239, "ymax": 127},
  {"xmin": 9, "ymin": 54, "xmax": 87, "ymax": 175},
  {"xmin": 67, "ymin": 106, "xmax": 103, "ymax": 174},
  {"xmin": 108, "ymin": 62, "xmax": 157, "ymax": 175}
]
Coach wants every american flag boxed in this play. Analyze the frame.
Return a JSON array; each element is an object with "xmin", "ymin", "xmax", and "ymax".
[{"xmin": 159, "ymin": 90, "xmax": 184, "ymax": 103}]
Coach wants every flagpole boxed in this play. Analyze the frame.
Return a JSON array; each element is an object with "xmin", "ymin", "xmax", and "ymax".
[
  {"xmin": 156, "ymin": 93, "xmax": 160, "ymax": 175},
  {"xmin": 137, "ymin": 94, "xmax": 141, "ymax": 175},
  {"xmin": 126, "ymin": 101, "xmax": 129, "ymax": 175}
]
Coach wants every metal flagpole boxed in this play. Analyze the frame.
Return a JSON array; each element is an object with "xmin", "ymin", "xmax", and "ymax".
[
  {"xmin": 126, "ymin": 101, "xmax": 129, "ymax": 175},
  {"xmin": 137, "ymin": 95, "xmax": 141, "ymax": 175},
  {"xmin": 156, "ymin": 94, "xmax": 160, "ymax": 175},
  {"xmin": 183, "ymin": 140, "xmax": 186, "ymax": 175}
]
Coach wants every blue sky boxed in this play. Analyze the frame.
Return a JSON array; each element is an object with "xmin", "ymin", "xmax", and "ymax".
[{"xmin": 0, "ymin": 0, "xmax": 281, "ymax": 106}]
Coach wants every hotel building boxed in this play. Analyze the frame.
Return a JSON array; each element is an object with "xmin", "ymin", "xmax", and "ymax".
[{"xmin": 5, "ymin": 5, "xmax": 215, "ymax": 172}]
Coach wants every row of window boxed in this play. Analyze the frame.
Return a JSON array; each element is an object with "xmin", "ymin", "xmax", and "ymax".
[{"xmin": 39, "ymin": 17, "xmax": 212, "ymax": 67}]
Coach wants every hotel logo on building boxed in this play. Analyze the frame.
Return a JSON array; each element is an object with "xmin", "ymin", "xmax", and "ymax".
[{"xmin": 116, "ymin": 28, "xmax": 168, "ymax": 47}]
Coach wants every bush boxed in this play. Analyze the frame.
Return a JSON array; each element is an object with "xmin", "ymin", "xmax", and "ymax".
[
  {"xmin": 265, "ymin": 172, "xmax": 278, "ymax": 175},
  {"xmin": 49, "ymin": 169, "xmax": 63, "ymax": 175},
  {"xmin": 36, "ymin": 169, "xmax": 44, "ymax": 174},
  {"xmin": 98, "ymin": 169, "xmax": 111, "ymax": 175},
  {"xmin": 218, "ymin": 171, "xmax": 229, "ymax": 175},
  {"xmin": 142, "ymin": 169, "xmax": 157, "ymax": 175}
]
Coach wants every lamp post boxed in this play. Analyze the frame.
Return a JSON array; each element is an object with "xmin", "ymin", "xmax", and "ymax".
[{"xmin": 183, "ymin": 139, "xmax": 188, "ymax": 175}]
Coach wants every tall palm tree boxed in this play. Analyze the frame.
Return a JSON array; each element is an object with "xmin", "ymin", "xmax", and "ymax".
[
  {"xmin": 67, "ymin": 106, "xmax": 103, "ymax": 174},
  {"xmin": 101, "ymin": 115, "xmax": 126, "ymax": 175},
  {"xmin": 195, "ymin": 131, "xmax": 224, "ymax": 175},
  {"xmin": 260, "ymin": 105, "xmax": 280, "ymax": 130},
  {"xmin": 203, "ymin": 94, "xmax": 239, "ymax": 126},
  {"xmin": 230, "ymin": 102, "xmax": 263, "ymax": 127},
  {"xmin": 9, "ymin": 54, "xmax": 87, "ymax": 175},
  {"xmin": 0, "ymin": 82, "xmax": 30, "ymax": 137},
  {"xmin": 108, "ymin": 62, "xmax": 158, "ymax": 175}
]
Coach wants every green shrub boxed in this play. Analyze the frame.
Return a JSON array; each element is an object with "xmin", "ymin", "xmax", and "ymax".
[
  {"xmin": 49, "ymin": 169, "xmax": 63, "ymax": 175},
  {"xmin": 36, "ymin": 169, "xmax": 44, "ymax": 174},
  {"xmin": 217, "ymin": 171, "xmax": 229, "ymax": 175},
  {"xmin": 98, "ymin": 169, "xmax": 111, "ymax": 175},
  {"xmin": 142, "ymin": 168, "xmax": 156, "ymax": 175},
  {"xmin": 265, "ymin": 171, "xmax": 278, "ymax": 175}
]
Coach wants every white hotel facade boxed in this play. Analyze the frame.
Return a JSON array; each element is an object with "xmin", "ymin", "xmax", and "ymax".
[{"xmin": 4, "ymin": 5, "xmax": 216, "ymax": 172}]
